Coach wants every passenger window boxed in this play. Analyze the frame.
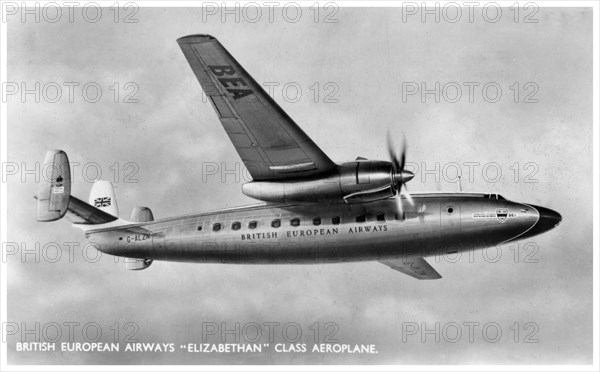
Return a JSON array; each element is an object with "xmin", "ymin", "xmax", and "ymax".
[
  {"xmin": 356, "ymin": 215, "xmax": 366, "ymax": 223},
  {"xmin": 313, "ymin": 217, "xmax": 321, "ymax": 226},
  {"xmin": 395, "ymin": 212, "xmax": 405, "ymax": 221},
  {"xmin": 231, "ymin": 222, "xmax": 241, "ymax": 230},
  {"xmin": 197, "ymin": 225, "xmax": 203, "ymax": 231},
  {"xmin": 376, "ymin": 213, "xmax": 385, "ymax": 222},
  {"xmin": 212, "ymin": 223, "xmax": 222, "ymax": 232},
  {"xmin": 332, "ymin": 216, "xmax": 340, "ymax": 225},
  {"xmin": 271, "ymin": 219, "xmax": 281, "ymax": 228},
  {"xmin": 290, "ymin": 218, "xmax": 300, "ymax": 227},
  {"xmin": 248, "ymin": 220, "xmax": 257, "ymax": 229}
]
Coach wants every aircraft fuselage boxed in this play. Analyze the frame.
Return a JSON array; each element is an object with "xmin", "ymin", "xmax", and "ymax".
[{"xmin": 88, "ymin": 193, "xmax": 559, "ymax": 264}]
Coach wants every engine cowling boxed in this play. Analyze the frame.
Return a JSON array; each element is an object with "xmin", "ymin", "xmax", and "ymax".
[
  {"xmin": 124, "ymin": 258, "xmax": 153, "ymax": 270},
  {"xmin": 339, "ymin": 160, "xmax": 395, "ymax": 203},
  {"xmin": 242, "ymin": 160, "xmax": 404, "ymax": 204}
]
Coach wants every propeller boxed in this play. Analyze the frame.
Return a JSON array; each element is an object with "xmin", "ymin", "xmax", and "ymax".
[{"xmin": 387, "ymin": 131, "xmax": 415, "ymax": 216}]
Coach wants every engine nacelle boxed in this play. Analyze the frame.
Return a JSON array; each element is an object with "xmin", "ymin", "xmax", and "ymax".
[
  {"xmin": 242, "ymin": 160, "xmax": 396, "ymax": 204},
  {"xmin": 124, "ymin": 258, "xmax": 153, "ymax": 270}
]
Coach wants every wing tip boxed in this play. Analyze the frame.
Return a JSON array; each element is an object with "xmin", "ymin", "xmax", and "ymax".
[
  {"xmin": 177, "ymin": 34, "xmax": 217, "ymax": 44},
  {"xmin": 379, "ymin": 258, "xmax": 443, "ymax": 280}
]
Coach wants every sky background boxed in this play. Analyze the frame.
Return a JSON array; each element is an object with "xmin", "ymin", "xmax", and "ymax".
[{"xmin": 5, "ymin": 5, "xmax": 594, "ymax": 365}]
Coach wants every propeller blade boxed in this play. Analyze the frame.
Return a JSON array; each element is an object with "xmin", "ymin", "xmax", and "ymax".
[
  {"xmin": 387, "ymin": 132, "xmax": 400, "ymax": 171},
  {"xmin": 396, "ymin": 194, "xmax": 404, "ymax": 217},
  {"xmin": 402, "ymin": 187, "xmax": 415, "ymax": 206},
  {"xmin": 387, "ymin": 131, "xmax": 413, "ymax": 207},
  {"xmin": 418, "ymin": 204, "xmax": 427, "ymax": 223},
  {"xmin": 387, "ymin": 131, "xmax": 407, "ymax": 169},
  {"xmin": 398, "ymin": 135, "xmax": 407, "ymax": 172}
]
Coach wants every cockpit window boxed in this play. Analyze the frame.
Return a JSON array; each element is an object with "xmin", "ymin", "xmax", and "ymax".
[{"xmin": 484, "ymin": 194, "xmax": 506, "ymax": 200}]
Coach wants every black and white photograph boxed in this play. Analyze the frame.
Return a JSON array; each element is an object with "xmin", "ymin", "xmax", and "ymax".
[{"xmin": 1, "ymin": 1, "xmax": 598, "ymax": 369}]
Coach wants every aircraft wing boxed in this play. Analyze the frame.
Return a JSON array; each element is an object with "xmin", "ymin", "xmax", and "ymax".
[
  {"xmin": 177, "ymin": 34, "xmax": 337, "ymax": 181},
  {"xmin": 379, "ymin": 257, "xmax": 442, "ymax": 280}
]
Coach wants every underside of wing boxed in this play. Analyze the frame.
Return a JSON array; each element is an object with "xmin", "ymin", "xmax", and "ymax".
[
  {"xmin": 379, "ymin": 257, "xmax": 442, "ymax": 280},
  {"xmin": 177, "ymin": 34, "xmax": 337, "ymax": 181}
]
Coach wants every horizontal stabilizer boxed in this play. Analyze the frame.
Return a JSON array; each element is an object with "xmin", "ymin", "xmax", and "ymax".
[
  {"xmin": 65, "ymin": 196, "xmax": 119, "ymax": 225},
  {"xmin": 379, "ymin": 257, "xmax": 442, "ymax": 280}
]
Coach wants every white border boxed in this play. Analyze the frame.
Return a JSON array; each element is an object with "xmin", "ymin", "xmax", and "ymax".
[
  {"xmin": 1, "ymin": 0, "xmax": 7, "ymax": 367},
  {"xmin": 0, "ymin": 1, "xmax": 598, "ymax": 371}
]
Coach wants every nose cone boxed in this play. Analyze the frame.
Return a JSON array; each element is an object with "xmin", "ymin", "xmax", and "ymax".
[
  {"xmin": 535, "ymin": 205, "xmax": 562, "ymax": 228},
  {"xmin": 395, "ymin": 170, "xmax": 415, "ymax": 183},
  {"xmin": 518, "ymin": 205, "xmax": 562, "ymax": 239}
]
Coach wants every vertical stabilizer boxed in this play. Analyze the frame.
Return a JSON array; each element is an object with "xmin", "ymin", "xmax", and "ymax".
[
  {"xmin": 89, "ymin": 181, "xmax": 119, "ymax": 217},
  {"xmin": 37, "ymin": 150, "xmax": 71, "ymax": 221},
  {"xmin": 130, "ymin": 207, "xmax": 154, "ymax": 222}
]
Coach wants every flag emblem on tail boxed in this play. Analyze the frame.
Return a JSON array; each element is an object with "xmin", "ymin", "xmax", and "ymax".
[{"xmin": 94, "ymin": 197, "xmax": 112, "ymax": 207}]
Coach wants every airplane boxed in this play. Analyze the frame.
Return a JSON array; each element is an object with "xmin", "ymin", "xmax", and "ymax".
[{"xmin": 35, "ymin": 34, "xmax": 562, "ymax": 279}]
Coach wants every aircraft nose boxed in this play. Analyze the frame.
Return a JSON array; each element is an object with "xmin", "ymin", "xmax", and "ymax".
[
  {"xmin": 527, "ymin": 205, "xmax": 562, "ymax": 236},
  {"xmin": 394, "ymin": 170, "xmax": 414, "ymax": 183}
]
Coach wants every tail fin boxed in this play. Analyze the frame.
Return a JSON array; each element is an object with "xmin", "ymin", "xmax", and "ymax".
[
  {"xmin": 36, "ymin": 150, "xmax": 120, "ymax": 226},
  {"xmin": 37, "ymin": 150, "xmax": 71, "ymax": 221},
  {"xmin": 89, "ymin": 181, "xmax": 119, "ymax": 217}
]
